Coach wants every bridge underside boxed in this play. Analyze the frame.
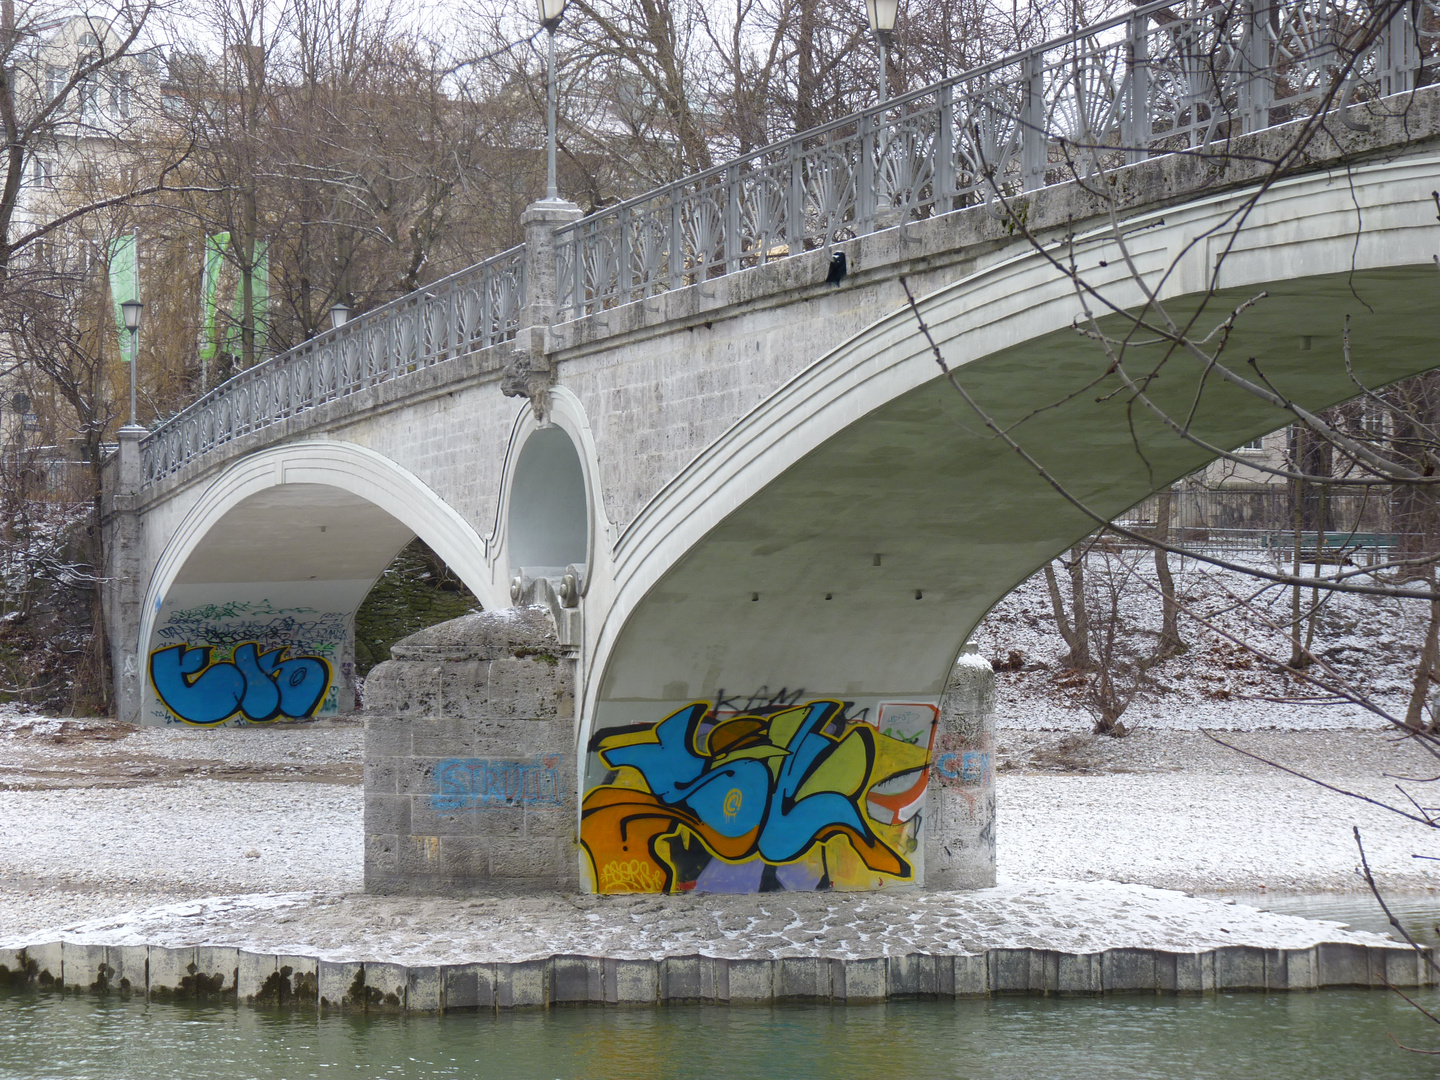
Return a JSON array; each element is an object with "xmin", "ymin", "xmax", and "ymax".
[
  {"xmin": 580, "ymin": 263, "xmax": 1435, "ymax": 891},
  {"xmin": 145, "ymin": 484, "xmax": 414, "ymax": 725}
]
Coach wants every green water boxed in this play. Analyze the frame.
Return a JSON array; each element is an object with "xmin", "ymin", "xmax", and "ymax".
[{"xmin": 3, "ymin": 988, "xmax": 1440, "ymax": 1080}]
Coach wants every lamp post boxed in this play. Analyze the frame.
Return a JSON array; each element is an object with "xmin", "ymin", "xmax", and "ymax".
[
  {"xmin": 537, "ymin": 0, "xmax": 568, "ymax": 201},
  {"xmin": 866, "ymin": 0, "xmax": 899, "ymax": 103},
  {"xmin": 120, "ymin": 298, "xmax": 143, "ymax": 429},
  {"xmin": 329, "ymin": 301, "xmax": 351, "ymax": 330}
]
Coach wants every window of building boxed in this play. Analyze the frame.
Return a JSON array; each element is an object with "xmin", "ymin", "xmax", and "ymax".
[
  {"xmin": 30, "ymin": 155, "xmax": 52, "ymax": 188},
  {"xmin": 45, "ymin": 65, "xmax": 66, "ymax": 101},
  {"xmin": 109, "ymin": 72, "xmax": 130, "ymax": 118}
]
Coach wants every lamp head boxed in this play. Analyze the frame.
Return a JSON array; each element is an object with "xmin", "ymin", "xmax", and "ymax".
[
  {"xmin": 866, "ymin": 0, "xmax": 898, "ymax": 38},
  {"xmin": 536, "ymin": 0, "xmax": 567, "ymax": 30},
  {"xmin": 120, "ymin": 298, "xmax": 143, "ymax": 333},
  {"xmin": 329, "ymin": 301, "xmax": 351, "ymax": 330}
]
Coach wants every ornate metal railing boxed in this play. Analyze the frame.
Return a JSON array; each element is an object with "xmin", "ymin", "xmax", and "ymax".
[
  {"xmin": 141, "ymin": 0, "xmax": 1430, "ymax": 485},
  {"xmin": 140, "ymin": 245, "xmax": 525, "ymax": 486},
  {"xmin": 553, "ymin": 0, "xmax": 1428, "ymax": 318}
]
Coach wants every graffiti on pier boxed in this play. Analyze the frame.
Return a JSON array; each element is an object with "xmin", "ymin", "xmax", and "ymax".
[
  {"xmin": 154, "ymin": 599, "xmax": 348, "ymax": 659},
  {"xmin": 581, "ymin": 697, "xmax": 939, "ymax": 894},
  {"xmin": 433, "ymin": 755, "xmax": 563, "ymax": 810},
  {"xmin": 934, "ymin": 749, "xmax": 991, "ymax": 786},
  {"xmin": 149, "ymin": 642, "xmax": 331, "ymax": 726}
]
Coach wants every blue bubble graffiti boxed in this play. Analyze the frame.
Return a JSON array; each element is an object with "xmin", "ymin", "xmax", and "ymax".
[{"xmin": 149, "ymin": 642, "xmax": 332, "ymax": 726}]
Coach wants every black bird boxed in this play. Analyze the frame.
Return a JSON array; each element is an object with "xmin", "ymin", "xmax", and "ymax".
[{"xmin": 825, "ymin": 251, "xmax": 847, "ymax": 286}]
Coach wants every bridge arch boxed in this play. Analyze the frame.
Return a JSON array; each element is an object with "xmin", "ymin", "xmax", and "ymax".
[
  {"xmin": 138, "ymin": 440, "xmax": 499, "ymax": 725},
  {"xmin": 574, "ymin": 152, "xmax": 1440, "ymax": 890}
]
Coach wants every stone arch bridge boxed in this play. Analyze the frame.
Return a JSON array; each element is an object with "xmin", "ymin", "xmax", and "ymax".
[{"xmin": 103, "ymin": 0, "xmax": 1440, "ymax": 894}]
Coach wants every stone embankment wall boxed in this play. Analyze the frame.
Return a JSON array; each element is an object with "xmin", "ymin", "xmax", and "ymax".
[
  {"xmin": 3, "ymin": 940, "xmax": 1432, "ymax": 1013},
  {"xmin": 363, "ymin": 606, "xmax": 578, "ymax": 894}
]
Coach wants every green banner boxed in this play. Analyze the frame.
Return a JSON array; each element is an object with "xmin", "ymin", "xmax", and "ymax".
[
  {"xmin": 108, "ymin": 234, "xmax": 137, "ymax": 356},
  {"xmin": 199, "ymin": 232, "xmax": 229, "ymax": 363}
]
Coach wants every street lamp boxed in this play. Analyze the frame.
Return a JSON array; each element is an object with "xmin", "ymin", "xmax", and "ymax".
[
  {"xmin": 866, "ymin": 0, "xmax": 899, "ymax": 103},
  {"xmin": 329, "ymin": 301, "xmax": 351, "ymax": 330},
  {"xmin": 120, "ymin": 298, "xmax": 143, "ymax": 429},
  {"xmin": 537, "ymin": 0, "xmax": 569, "ymax": 201}
]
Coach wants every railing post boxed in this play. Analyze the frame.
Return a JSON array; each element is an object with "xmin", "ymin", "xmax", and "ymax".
[
  {"xmin": 788, "ymin": 144, "xmax": 805, "ymax": 253},
  {"xmin": 724, "ymin": 165, "xmax": 741, "ymax": 274},
  {"xmin": 503, "ymin": 197, "xmax": 581, "ymax": 419},
  {"xmin": 1239, "ymin": 0, "xmax": 1273, "ymax": 135},
  {"xmin": 1021, "ymin": 51, "xmax": 1046, "ymax": 191},
  {"xmin": 669, "ymin": 189, "xmax": 683, "ymax": 290},
  {"xmin": 936, "ymin": 82, "xmax": 956, "ymax": 215},
  {"xmin": 858, "ymin": 112, "xmax": 877, "ymax": 233},
  {"xmin": 1125, "ymin": 12, "xmax": 1150, "ymax": 164}
]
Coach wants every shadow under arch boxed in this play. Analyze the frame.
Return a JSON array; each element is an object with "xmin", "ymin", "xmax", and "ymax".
[{"xmin": 137, "ymin": 441, "xmax": 499, "ymax": 725}]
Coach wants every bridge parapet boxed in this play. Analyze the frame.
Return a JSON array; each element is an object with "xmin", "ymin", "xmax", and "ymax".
[
  {"xmin": 137, "ymin": 0, "xmax": 1427, "ymax": 488},
  {"xmin": 140, "ymin": 244, "xmax": 526, "ymax": 489},
  {"xmin": 552, "ymin": 0, "xmax": 1424, "ymax": 320}
]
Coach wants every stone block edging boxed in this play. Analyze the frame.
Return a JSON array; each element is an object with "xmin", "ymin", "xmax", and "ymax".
[{"xmin": 1, "ymin": 941, "xmax": 1432, "ymax": 1013}]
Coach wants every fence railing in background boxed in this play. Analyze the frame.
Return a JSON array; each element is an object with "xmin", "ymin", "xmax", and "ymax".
[
  {"xmin": 140, "ymin": 0, "xmax": 1429, "ymax": 487},
  {"xmin": 553, "ymin": 0, "xmax": 1426, "ymax": 319},
  {"xmin": 140, "ymin": 246, "xmax": 525, "ymax": 487}
]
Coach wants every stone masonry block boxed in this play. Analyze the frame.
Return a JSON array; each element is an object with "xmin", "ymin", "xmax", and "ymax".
[
  {"xmin": 841, "ymin": 958, "xmax": 887, "ymax": 1001},
  {"xmin": 238, "ymin": 951, "xmax": 277, "ymax": 1004},
  {"xmin": 661, "ymin": 956, "xmax": 702, "ymax": 1002},
  {"xmin": 953, "ymin": 954, "xmax": 988, "ymax": 997},
  {"xmin": 1058, "ymin": 953, "xmax": 1101, "ymax": 994},
  {"xmin": 106, "ymin": 946, "xmax": 148, "ymax": 997},
  {"xmin": 437, "ymin": 835, "xmax": 490, "ymax": 879},
  {"xmin": 1284, "ymin": 948, "xmax": 1318, "ymax": 990},
  {"xmin": 318, "ymin": 960, "xmax": 364, "ymax": 1010},
  {"xmin": 1169, "ymin": 953, "xmax": 1211, "ymax": 994},
  {"xmin": 60, "ymin": 943, "xmax": 108, "ymax": 993},
  {"xmin": 483, "ymin": 658, "xmax": 566, "ymax": 720},
  {"xmin": 1028, "ymin": 950, "xmax": 1058, "ymax": 994},
  {"xmin": 609, "ymin": 959, "xmax": 658, "ymax": 1004},
  {"xmin": 699, "ymin": 956, "xmax": 725, "ymax": 1002},
  {"xmin": 1102, "ymin": 949, "xmax": 1158, "ymax": 993},
  {"xmin": 1317, "ymin": 942, "xmax": 1371, "ymax": 987},
  {"xmin": 365, "ymin": 963, "xmax": 411, "ymax": 1011},
  {"xmin": 442, "ymin": 963, "xmax": 496, "ymax": 1011},
  {"xmin": 497, "ymin": 959, "xmax": 548, "ymax": 1008},
  {"xmin": 439, "ymin": 661, "xmax": 494, "ymax": 717},
  {"xmin": 410, "ymin": 801, "xmax": 523, "ymax": 838},
  {"xmin": 777, "ymin": 957, "xmax": 822, "ymax": 1000},
  {"xmin": 365, "ymin": 795, "xmax": 411, "ymax": 838},
  {"xmin": 363, "ymin": 715, "xmax": 413, "ymax": 757},
  {"xmin": 407, "ymin": 967, "xmax": 443, "ymax": 1012},
  {"xmin": 397, "ymin": 834, "xmax": 443, "ymax": 878},
  {"xmin": 278, "ymin": 955, "xmax": 319, "ymax": 1006},
  {"xmin": 988, "ymin": 949, "xmax": 1032, "ymax": 993},
  {"xmin": 1383, "ymin": 947, "xmax": 1428, "ymax": 988},
  {"xmin": 553, "ymin": 955, "xmax": 603, "ymax": 1004},
  {"xmin": 27, "ymin": 943, "xmax": 61, "ymax": 990},
  {"xmin": 490, "ymin": 836, "xmax": 561, "ymax": 880},
  {"xmin": 364, "ymin": 834, "xmax": 400, "ymax": 878},
  {"xmin": 364, "ymin": 758, "xmax": 402, "ymax": 794},
  {"xmin": 147, "ymin": 946, "xmax": 198, "ymax": 1000},
  {"xmin": 1213, "ymin": 946, "xmax": 1266, "ymax": 991},
  {"xmin": 194, "ymin": 947, "xmax": 239, "ymax": 1000},
  {"xmin": 522, "ymin": 803, "xmax": 574, "ymax": 838},
  {"xmin": 726, "ymin": 959, "xmax": 775, "ymax": 1002},
  {"xmin": 1262, "ymin": 949, "xmax": 1288, "ymax": 990},
  {"xmin": 0, "ymin": 947, "xmax": 37, "ymax": 990}
]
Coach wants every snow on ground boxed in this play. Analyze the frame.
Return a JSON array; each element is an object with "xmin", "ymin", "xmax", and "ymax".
[{"xmin": 973, "ymin": 551, "xmax": 1429, "ymax": 730}]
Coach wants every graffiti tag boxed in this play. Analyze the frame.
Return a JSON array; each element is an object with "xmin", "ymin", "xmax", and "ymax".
[
  {"xmin": 149, "ymin": 642, "xmax": 331, "ymax": 726},
  {"xmin": 432, "ymin": 755, "xmax": 563, "ymax": 810},
  {"xmin": 934, "ymin": 749, "xmax": 991, "ymax": 786},
  {"xmin": 582, "ymin": 698, "xmax": 936, "ymax": 894}
]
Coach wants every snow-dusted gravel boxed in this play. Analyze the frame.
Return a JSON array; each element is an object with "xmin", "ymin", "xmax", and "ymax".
[{"xmin": 0, "ymin": 715, "xmax": 1435, "ymax": 946}]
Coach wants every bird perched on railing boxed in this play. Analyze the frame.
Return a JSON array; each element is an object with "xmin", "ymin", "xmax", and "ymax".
[{"xmin": 826, "ymin": 251, "xmax": 847, "ymax": 286}]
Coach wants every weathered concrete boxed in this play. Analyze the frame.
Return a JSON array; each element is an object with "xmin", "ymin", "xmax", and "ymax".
[
  {"xmin": 2, "ymin": 938, "xmax": 1430, "ymax": 1013},
  {"xmin": 925, "ymin": 645, "xmax": 997, "ymax": 889},
  {"xmin": 363, "ymin": 607, "xmax": 578, "ymax": 894}
]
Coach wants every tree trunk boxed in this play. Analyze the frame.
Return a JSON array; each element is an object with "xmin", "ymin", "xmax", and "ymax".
[
  {"xmin": 1407, "ymin": 567, "xmax": 1440, "ymax": 730},
  {"xmin": 1044, "ymin": 548, "xmax": 1090, "ymax": 669},
  {"xmin": 1153, "ymin": 489, "xmax": 1186, "ymax": 658}
]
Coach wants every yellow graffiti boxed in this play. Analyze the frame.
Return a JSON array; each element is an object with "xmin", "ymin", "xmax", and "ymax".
[
  {"xmin": 722, "ymin": 788, "xmax": 743, "ymax": 821},
  {"xmin": 599, "ymin": 859, "xmax": 668, "ymax": 893}
]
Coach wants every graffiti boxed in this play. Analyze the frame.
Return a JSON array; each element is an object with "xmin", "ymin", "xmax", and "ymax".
[
  {"xmin": 433, "ymin": 755, "xmax": 562, "ymax": 810},
  {"xmin": 934, "ymin": 749, "xmax": 991, "ymax": 786},
  {"xmin": 155, "ymin": 603, "xmax": 348, "ymax": 659},
  {"xmin": 149, "ymin": 642, "xmax": 331, "ymax": 726},
  {"xmin": 581, "ymin": 697, "xmax": 938, "ymax": 894}
]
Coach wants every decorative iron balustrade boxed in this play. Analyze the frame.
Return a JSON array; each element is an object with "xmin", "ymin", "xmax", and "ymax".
[
  {"xmin": 553, "ymin": 0, "xmax": 1428, "ymax": 318},
  {"xmin": 140, "ymin": 245, "xmax": 525, "ymax": 487},
  {"xmin": 140, "ymin": 0, "xmax": 1431, "ymax": 486}
]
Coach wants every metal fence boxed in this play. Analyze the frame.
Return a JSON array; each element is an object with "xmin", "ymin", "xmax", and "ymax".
[
  {"xmin": 140, "ymin": 245, "xmax": 525, "ymax": 487},
  {"xmin": 140, "ymin": 0, "xmax": 1430, "ymax": 487},
  {"xmin": 552, "ymin": 0, "xmax": 1427, "ymax": 318}
]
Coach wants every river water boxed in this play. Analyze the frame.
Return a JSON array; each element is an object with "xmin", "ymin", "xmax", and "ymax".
[{"xmin": 3, "ymin": 894, "xmax": 1439, "ymax": 1080}]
